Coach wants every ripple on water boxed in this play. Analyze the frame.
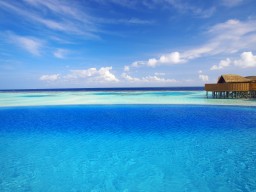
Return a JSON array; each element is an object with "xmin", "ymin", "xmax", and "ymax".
[{"xmin": 0, "ymin": 105, "xmax": 256, "ymax": 191}]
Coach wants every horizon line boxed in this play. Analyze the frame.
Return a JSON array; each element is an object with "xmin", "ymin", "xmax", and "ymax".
[{"xmin": 0, "ymin": 86, "xmax": 204, "ymax": 92}]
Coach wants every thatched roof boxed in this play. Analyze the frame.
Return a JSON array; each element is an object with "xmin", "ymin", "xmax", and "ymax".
[
  {"xmin": 217, "ymin": 74, "xmax": 252, "ymax": 83},
  {"xmin": 245, "ymin": 76, "xmax": 256, "ymax": 82}
]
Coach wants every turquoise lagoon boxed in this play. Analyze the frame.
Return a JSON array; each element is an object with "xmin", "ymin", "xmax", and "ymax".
[
  {"xmin": 0, "ymin": 89, "xmax": 256, "ymax": 192},
  {"xmin": 0, "ymin": 90, "xmax": 256, "ymax": 107}
]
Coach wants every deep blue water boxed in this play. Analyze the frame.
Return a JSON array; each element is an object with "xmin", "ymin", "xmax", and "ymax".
[
  {"xmin": 0, "ymin": 105, "xmax": 255, "ymax": 134},
  {"xmin": 0, "ymin": 105, "xmax": 256, "ymax": 191},
  {"xmin": 0, "ymin": 86, "xmax": 204, "ymax": 92}
]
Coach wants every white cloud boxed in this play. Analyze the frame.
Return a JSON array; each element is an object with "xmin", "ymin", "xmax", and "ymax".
[
  {"xmin": 142, "ymin": 76, "xmax": 177, "ymax": 83},
  {"xmin": 8, "ymin": 33, "xmax": 43, "ymax": 56},
  {"xmin": 198, "ymin": 70, "xmax": 208, "ymax": 82},
  {"xmin": 1, "ymin": 0, "xmax": 153, "ymax": 39},
  {"xmin": 67, "ymin": 67, "xmax": 119, "ymax": 82},
  {"xmin": 207, "ymin": 19, "xmax": 256, "ymax": 53},
  {"xmin": 98, "ymin": 67, "xmax": 119, "ymax": 82},
  {"xmin": 208, "ymin": 19, "xmax": 253, "ymax": 39},
  {"xmin": 210, "ymin": 58, "xmax": 231, "ymax": 70},
  {"xmin": 53, "ymin": 49, "xmax": 69, "ymax": 59},
  {"xmin": 234, "ymin": 52, "xmax": 256, "ymax": 68},
  {"xmin": 158, "ymin": 52, "xmax": 185, "ymax": 64},
  {"xmin": 0, "ymin": 1, "xmax": 98, "ymax": 38},
  {"xmin": 182, "ymin": 19, "xmax": 256, "ymax": 59},
  {"xmin": 199, "ymin": 74, "xmax": 209, "ymax": 82},
  {"xmin": 122, "ymin": 73, "xmax": 177, "ymax": 83},
  {"xmin": 40, "ymin": 74, "xmax": 60, "ymax": 81},
  {"xmin": 154, "ymin": 72, "xmax": 165, "ymax": 76},
  {"xmin": 124, "ymin": 66, "xmax": 130, "ymax": 72},
  {"xmin": 121, "ymin": 73, "xmax": 140, "ymax": 82},
  {"xmin": 40, "ymin": 67, "xmax": 119, "ymax": 84},
  {"xmin": 133, "ymin": 52, "xmax": 186, "ymax": 68},
  {"xmin": 35, "ymin": 17, "xmax": 69, "ymax": 31},
  {"xmin": 24, "ymin": 0, "xmax": 83, "ymax": 20},
  {"xmin": 69, "ymin": 68, "xmax": 98, "ymax": 78},
  {"xmin": 128, "ymin": 18, "xmax": 256, "ymax": 70},
  {"xmin": 210, "ymin": 65, "xmax": 219, "ymax": 70},
  {"xmin": 148, "ymin": 58, "xmax": 158, "ymax": 67},
  {"xmin": 151, "ymin": 51, "xmax": 186, "ymax": 67},
  {"xmin": 182, "ymin": 45, "xmax": 217, "ymax": 60},
  {"xmin": 131, "ymin": 61, "xmax": 145, "ymax": 67},
  {"xmin": 210, "ymin": 52, "xmax": 256, "ymax": 70}
]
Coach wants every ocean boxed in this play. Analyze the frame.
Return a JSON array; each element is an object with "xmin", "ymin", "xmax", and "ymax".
[
  {"xmin": 0, "ymin": 88, "xmax": 255, "ymax": 191},
  {"xmin": 0, "ymin": 87, "xmax": 256, "ymax": 107}
]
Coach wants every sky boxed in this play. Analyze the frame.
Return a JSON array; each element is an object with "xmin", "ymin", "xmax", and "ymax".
[{"xmin": 0, "ymin": 0, "xmax": 256, "ymax": 89}]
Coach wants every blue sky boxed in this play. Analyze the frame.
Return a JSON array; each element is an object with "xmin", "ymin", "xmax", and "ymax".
[{"xmin": 0, "ymin": 0, "xmax": 256, "ymax": 89}]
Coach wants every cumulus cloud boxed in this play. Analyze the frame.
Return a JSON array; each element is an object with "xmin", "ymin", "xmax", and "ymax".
[
  {"xmin": 98, "ymin": 67, "xmax": 119, "ymax": 82},
  {"xmin": 122, "ymin": 73, "xmax": 177, "ymax": 83},
  {"xmin": 199, "ymin": 74, "xmax": 209, "ymax": 82},
  {"xmin": 148, "ymin": 51, "xmax": 186, "ymax": 67},
  {"xmin": 132, "ymin": 52, "xmax": 186, "ymax": 68},
  {"xmin": 66, "ymin": 67, "xmax": 119, "ymax": 82},
  {"xmin": 68, "ymin": 68, "xmax": 98, "ymax": 78},
  {"xmin": 40, "ymin": 67, "xmax": 119, "ymax": 84},
  {"xmin": 210, "ymin": 58, "xmax": 231, "ymax": 70},
  {"xmin": 40, "ymin": 74, "xmax": 60, "ymax": 81},
  {"xmin": 198, "ymin": 70, "xmax": 208, "ymax": 82},
  {"xmin": 158, "ymin": 52, "xmax": 185, "ymax": 64},
  {"xmin": 53, "ymin": 49, "xmax": 69, "ymax": 59},
  {"xmin": 121, "ymin": 73, "xmax": 140, "ymax": 82},
  {"xmin": 210, "ymin": 52, "xmax": 256, "ymax": 70},
  {"xmin": 148, "ymin": 58, "xmax": 158, "ymax": 67},
  {"xmin": 128, "ymin": 18, "xmax": 256, "ymax": 70},
  {"xmin": 8, "ymin": 33, "xmax": 43, "ymax": 56},
  {"xmin": 234, "ymin": 52, "xmax": 256, "ymax": 68}
]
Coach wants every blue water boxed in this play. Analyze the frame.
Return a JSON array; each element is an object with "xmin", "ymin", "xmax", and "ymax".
[
  {"xmin": 0, "ymin": 105, "xmax": 256, "ymax": 192},
  {"xmin": 0, "ymin": 87, "xmax": 204, "ymax": 92}
]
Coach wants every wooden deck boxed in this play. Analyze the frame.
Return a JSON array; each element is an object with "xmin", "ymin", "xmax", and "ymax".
[{"xmin": 204, "ymin": 83, "xmax": 256, "ymax": 99}]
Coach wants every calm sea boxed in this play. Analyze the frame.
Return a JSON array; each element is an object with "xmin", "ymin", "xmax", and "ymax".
[
  {"xmin": 0, "ymin": 86, "xmax": 204, "ymax": 92},
  {"xmin": 0, "ymin": 88, "xmax": 255, "ymax": 191}
]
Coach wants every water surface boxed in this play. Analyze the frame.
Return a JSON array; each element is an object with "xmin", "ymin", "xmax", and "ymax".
[
  {"xmin": 0, "ymin": 105, "xmax": 256, "ymax": 192},
  {"xmin": 0, "ymin": 90, "xmax": 255, "ymax": 107}
]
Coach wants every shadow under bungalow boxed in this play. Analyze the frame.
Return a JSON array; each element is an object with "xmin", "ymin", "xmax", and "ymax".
[{"xmin": 205, "ymin": 74, "xmax": 256, "ymax": 99}]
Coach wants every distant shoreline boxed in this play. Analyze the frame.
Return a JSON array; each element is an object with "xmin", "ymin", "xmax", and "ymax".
[{"xmin": 0, "ymin": 87, "xmax": 204, "ymax": 92}]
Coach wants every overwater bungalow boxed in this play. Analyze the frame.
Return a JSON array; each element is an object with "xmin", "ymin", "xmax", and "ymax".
[{"xmin": 205, "ymin": 74, "xmax": 256, "ymax": 99}]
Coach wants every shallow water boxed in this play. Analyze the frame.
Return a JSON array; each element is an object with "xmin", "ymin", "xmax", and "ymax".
[
  {"xmin": 0, "ymin": 91, "xmax": 256, "ymax": 107},
  {"xmin": 0, "ymin": 105, "xmax": 256, "ymax": 192}
]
